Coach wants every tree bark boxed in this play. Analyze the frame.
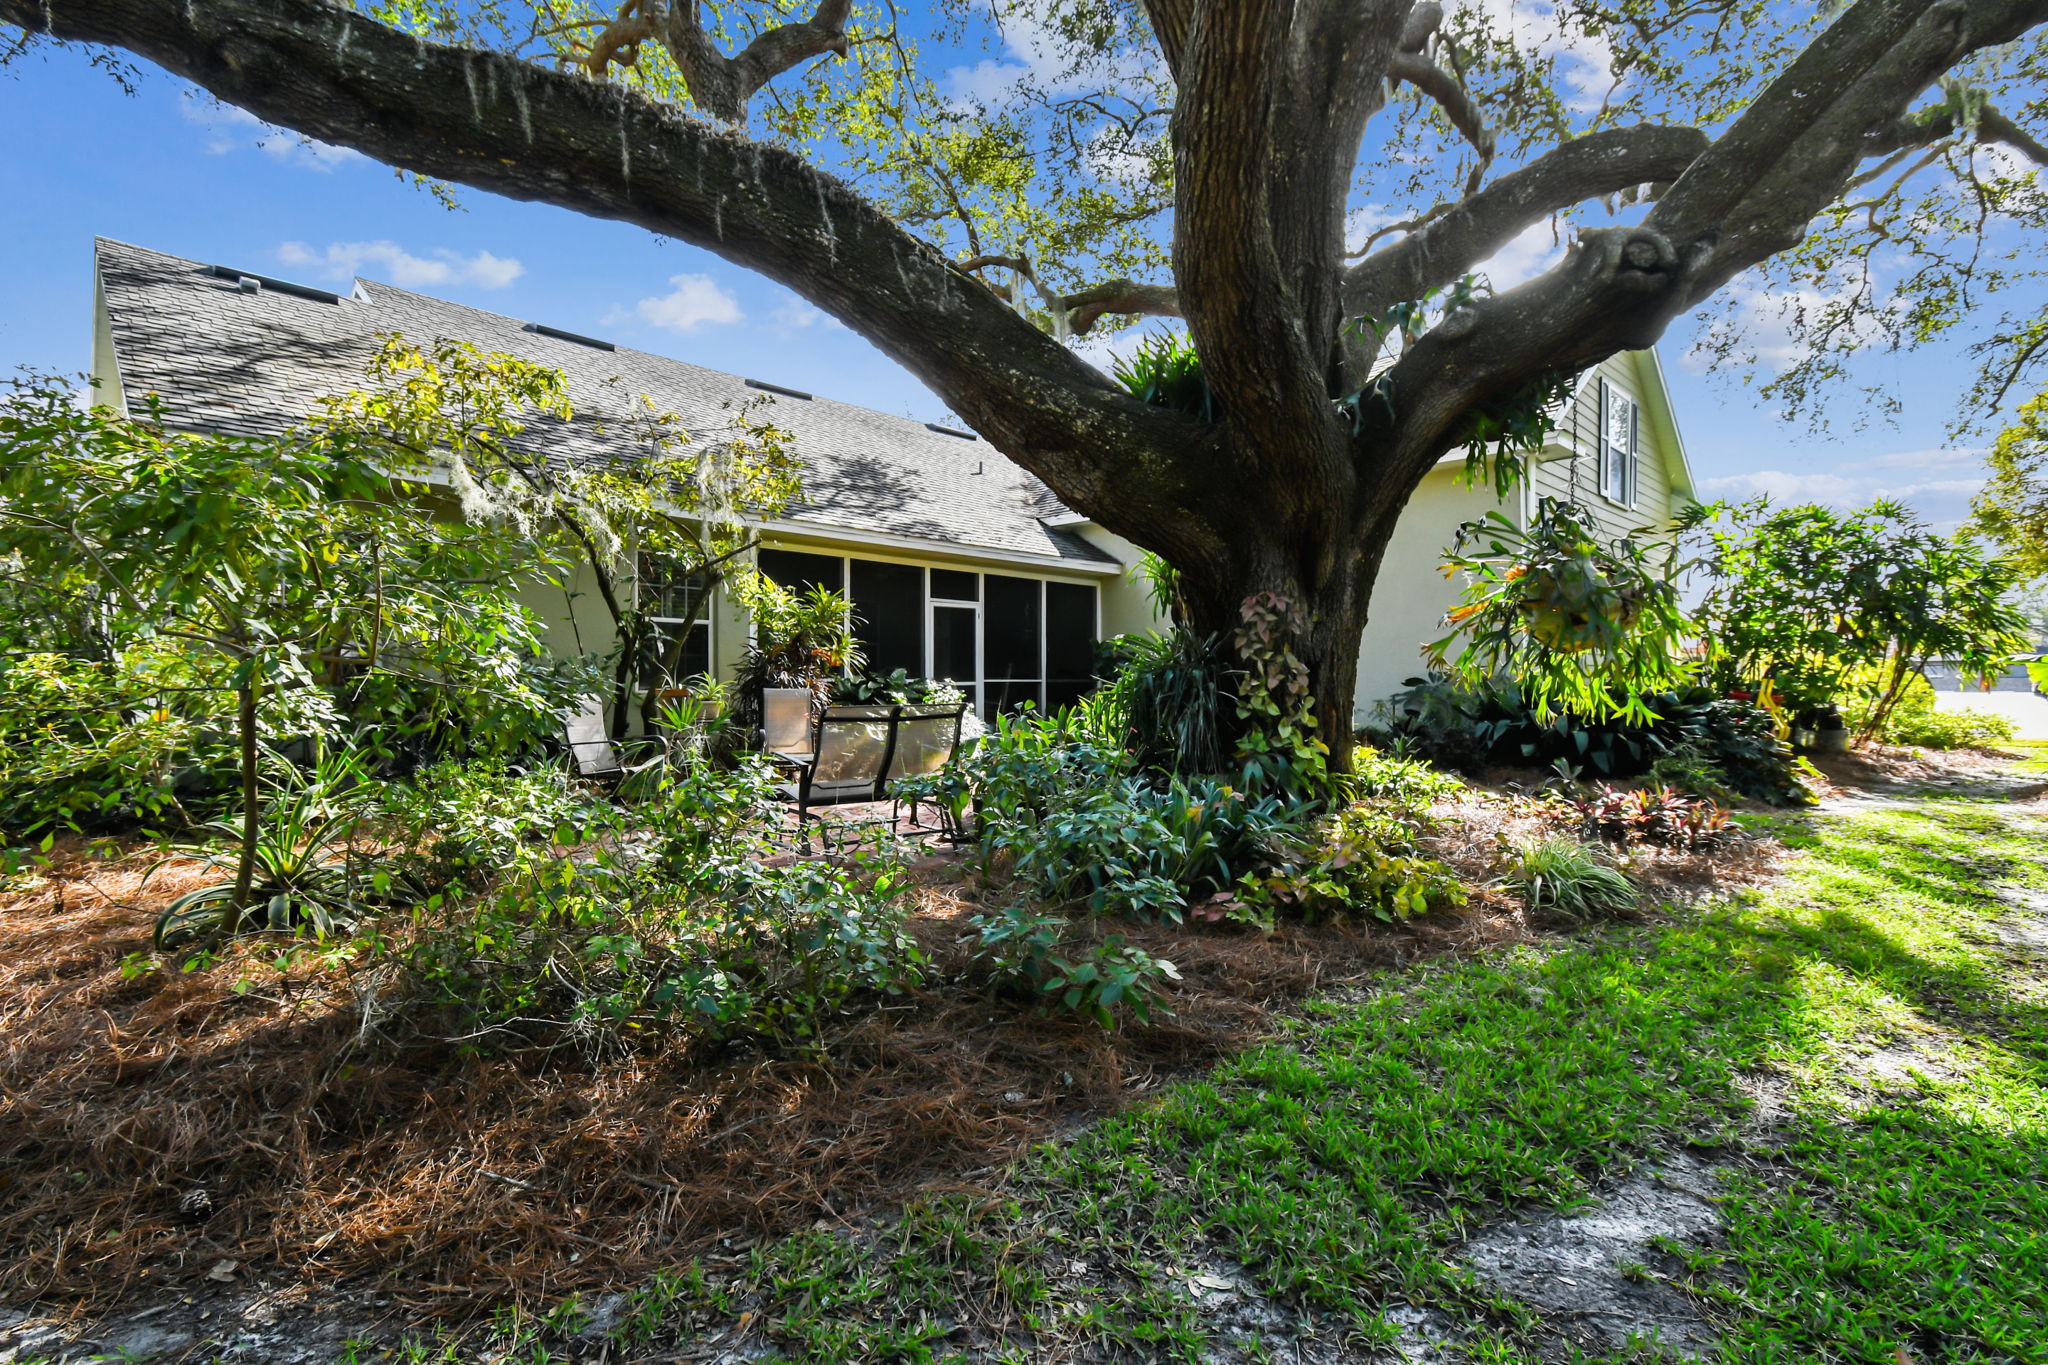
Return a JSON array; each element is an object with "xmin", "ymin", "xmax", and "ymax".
[{"xmin": 225, "ymin": 678, "xmax": 260, "ymax": 933}]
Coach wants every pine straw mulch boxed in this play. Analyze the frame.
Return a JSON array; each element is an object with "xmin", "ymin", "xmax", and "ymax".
[{"xmin": 0, "ymin": 836, "xmax": 1522, "ymax": 1320}]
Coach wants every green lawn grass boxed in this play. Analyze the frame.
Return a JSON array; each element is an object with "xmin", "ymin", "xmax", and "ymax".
[{"xmin": 350, "ymin": 797, "xmax": 2048, "ymax": 1362}]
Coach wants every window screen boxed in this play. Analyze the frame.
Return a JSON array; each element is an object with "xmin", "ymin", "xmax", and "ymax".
[
  {"xmin": 930, "ymin": 568, "xmax": 979, "ymax": 601},
  {"xmin": 1044, "ymin": 581, "xmax": 1098, "ymax": 712},
  {"xmin": 849, "ymin": 558, "xmax": 925, "ymax": 677},
  {"xmin": 759, "ymin": 548, "xmax": 845, "ymax": 594},
  {"xmin": 982, "ymin": 576, "xmax": 1042, "ymax": 681}
]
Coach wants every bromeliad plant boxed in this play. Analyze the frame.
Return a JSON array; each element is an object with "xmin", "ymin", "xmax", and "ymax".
[
  {"xmin": 148, "ymin": 749, "xmax": 413, "ymax": 948},
  {"xmin": 1428, "ymin": 498, "xmax": 1702, "ymax": 725}
]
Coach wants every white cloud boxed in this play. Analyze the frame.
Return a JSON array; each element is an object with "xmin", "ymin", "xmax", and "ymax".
[
  {"xmin": 180, "ymin": 89, "xmax": 362, "ymax": 169},
  {"xmin": 275, "ymin": 240, "xmax": 525, "ymax": 290},
  {"xmin": 1681, "ymin": 273, "xmax": 1888, "ymax": 376},
  {"xmin": 1698, "ymin": 448, "xmax": 1990, "ymax": 533},
  {"xmin": 1698, "ymin": 470, "xmax": 1864, "ymax": 502},
  {"xmin": 1457, "ymin": 0, "xmax": 1615, "ymax": 112},
  {"xmin": 771, "ymin": 298, "xmax": 843, "ymax": 332},
  {"xmin": 1473, "ymin": 217, "xmax": 1570, "ymax": 290},
  {"xmin": 614, "ymin": 274, "xmax": 745, "ymax": 332},
  {"xmin": 942, "ymin": 10, "xmax": 1166, "ymax": 107}
]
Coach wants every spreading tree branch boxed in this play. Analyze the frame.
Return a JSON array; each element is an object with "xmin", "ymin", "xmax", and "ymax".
[
  {"xmin": 1341, "ymin": 124, "xmax": 1709, "ymax": 320},
  {"xmin": 0, "ymin": 0, "xmax": 1216, "ymax": 556},
  {"xmin": 1863, "ymin": 100, "xmax": 2048, "ymax": 166}
]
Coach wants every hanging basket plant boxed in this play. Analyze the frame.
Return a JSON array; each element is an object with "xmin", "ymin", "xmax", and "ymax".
[{"xmin": 1429, "ymin": 498, "xmax": 1700, "ymax": 723}]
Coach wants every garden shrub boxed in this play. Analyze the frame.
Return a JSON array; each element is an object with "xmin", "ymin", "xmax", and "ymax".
[
  {"xmin": 1497, "ymin": 835, "xmax": 1637, "ymax": 920},
  {"xmin": 940, "ymin": 711, "xmax": 1303, "ymax": 921},
  {"xmin": 399, "ymin": 759, "xmax": 924, "ymax": 1050},
  {"xmin": 1841, "ymin": 670, "xmax": 2019, "ymax": 749},
  {"xmin": 969, "ymin": 902, "xmax": 1181, "ymax": 1028},
  {"xmin": 384, "ymin": 757, "xmax": 606, "ymax": 893},
  {"xmin": 1093, "ymin": 628, "xmax": 1234, "ymax": 777},
  {"xmin": 1372, "ymin": 677, "xmax": 1809, "ymax": 806},
  {"xmin": 1235, "ymin": 797, "xmax": 1466, "ymax": 926},
  {"xmin": 0, "ymin": 650, "xmax": 213, "ymax": 835}
]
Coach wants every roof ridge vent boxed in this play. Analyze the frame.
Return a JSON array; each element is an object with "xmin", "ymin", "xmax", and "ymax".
[
  {"xmin": 924, "ymin": 422, "xmax": 978, "ymax": 440},
  {"xmin": 523, "ymin": 322, "xmax": 616, "ymax": 351},
  {"xmin": 744, "ymin": 378, "xmax": 813, "ymax": 400},
  {"xmin": 206, "ymin": 264, "xmax": 344, "ymax": 305}
]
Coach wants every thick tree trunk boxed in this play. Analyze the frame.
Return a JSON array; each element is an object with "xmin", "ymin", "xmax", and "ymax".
[{"xmin": 1171, "ymin": 433, "xmax": 1417, "ymax": 776}]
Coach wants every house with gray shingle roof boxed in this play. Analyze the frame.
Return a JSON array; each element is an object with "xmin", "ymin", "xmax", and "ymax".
[{"xmin": 88, "ymin": 237, "xmax": 1697, "ymax": 723}]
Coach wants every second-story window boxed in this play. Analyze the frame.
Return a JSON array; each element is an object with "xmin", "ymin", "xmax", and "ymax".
[{"xmin": 1599, "ymin": 378, "xmax": 1640, "ymax": 507}]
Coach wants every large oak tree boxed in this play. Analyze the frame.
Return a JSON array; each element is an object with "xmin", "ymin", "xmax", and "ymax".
[{"xmin": 7, "ymin": 0, "xmax": 2047, "ymax": 767}]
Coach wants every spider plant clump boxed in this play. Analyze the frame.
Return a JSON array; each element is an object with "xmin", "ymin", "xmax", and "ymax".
[{"xmin": 1497, "ymin": 834, "xmax": 1637, "ymax": 922}]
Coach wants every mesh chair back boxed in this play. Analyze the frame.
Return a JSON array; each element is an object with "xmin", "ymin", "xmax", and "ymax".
[
  {"xmin": 762, "ymin": 688, "xmax": 814, "ymax": 755},
  {"xmin": 807, "ymin": 705, "xmax": 896, "ymax": 800},
  {"xmin": 563, "ymin": 696, "xmax": 620, "ymax": 778},
  {"xmin": 886, "ymin": 705, "xmax": 966, "ymax": 781}
]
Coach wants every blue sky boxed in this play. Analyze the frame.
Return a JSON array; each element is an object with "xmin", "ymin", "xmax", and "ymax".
[{"xmin": 0, "ymin": 41, "xmax": 2000, "ymax": 531}]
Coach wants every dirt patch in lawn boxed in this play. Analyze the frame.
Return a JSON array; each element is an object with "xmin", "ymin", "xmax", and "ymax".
[{"xmin": 0, "ymin": 837, "xmax": 1522, "ymax": 1321}]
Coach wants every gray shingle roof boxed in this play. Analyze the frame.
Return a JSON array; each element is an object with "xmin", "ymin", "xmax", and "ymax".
[{"xmin": 93, "ymin": 237, "xmax": 1114, "ymax": 568}]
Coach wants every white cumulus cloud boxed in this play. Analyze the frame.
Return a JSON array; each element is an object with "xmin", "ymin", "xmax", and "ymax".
[
  {"xmin": 614, "ymin": 274, "xmax": 746, "ymax": 332},
  {"xmin": 1698, "ymin": 447, "xmax": 1990, "ymax": 534},
  {"xmin": 771, "ymin": 298, "xmax": 843, "ymax": 332},
  {"xmin": 180, "ymin": 90, "xmax": 363, "ymax": 169},
  {"xmin": 275, "ymin": 241, "xmax": 526, "ymax": 290}
]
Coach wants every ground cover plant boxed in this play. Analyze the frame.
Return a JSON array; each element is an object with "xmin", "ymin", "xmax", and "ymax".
[{"xmin": 296, "ymin": 773, "xmax": 2048, "ymax": 1364}]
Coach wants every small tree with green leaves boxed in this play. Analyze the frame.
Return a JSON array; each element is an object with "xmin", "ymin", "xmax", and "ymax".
[
  {"xmin": 327, "ymin": 334, "xmax": 804, "ymax": 733},
  {"xmin": 1973, "ymin": 389, "xmax": 2048, "ymax": 580},
  {"xmin": 1697, "ymin": 498, "xmax": 2030, "ymax": 743},
  {"xmin": 0, "ymin": 374, "xmax": 586, "ymax": 928}
]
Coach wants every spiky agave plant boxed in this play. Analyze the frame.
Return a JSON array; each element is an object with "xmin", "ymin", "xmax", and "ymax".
[{"xmin": 148, "ymin": 748, "xmax": 410, "ymax": 948}]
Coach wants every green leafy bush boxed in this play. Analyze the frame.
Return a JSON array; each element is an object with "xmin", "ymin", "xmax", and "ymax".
[
  {"xmin": 947, "ymin": 712, "xmax": 1302, "ymax": 921},
  {"xmin": 1696, "ymin": 498, "xmax": 2029, "ymax": 738},
  {"xmin": 1236, "ymin": 799, "xmax": 1467, "ymax": 925},
  {"xmin": 1497, "ymin": 836, "xmax": 1637, "ymax": 921},
  {"xmin": 0, "ymin": 650, "xmax": 213, "ymax": 835},
  {"xmin": 400, "ymin": 760, "xmax": 924, "ymax": 1050},
  {"xmin": 970, "ymin": 902, "xmax": 1181, "ymax": 1029},
  {"xmin": 384, "ymin": 757, "xmax": 604, "ymax": 893},
  {"xmin": 1842, "ymin": 671, "xmax": 2019, "ymax": 749},
  {"xmin": 1373, "ymin": 677, "xmax": 1809, "ymax": 805}
]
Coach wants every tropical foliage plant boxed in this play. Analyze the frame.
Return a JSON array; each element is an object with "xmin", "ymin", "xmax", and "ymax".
[
  {"xmin": 1497, "ymin": 836, "xmax": 1638, "ymax": 922},
  {"xmin": 1428, "ymin": 498, "xmax": 1700, "ymax": 725},
  {"xmin": 1094, "ymin": 628, "xmax": 1234, "ymax": 777},
  {"xmin": 1695, "ymin": 498, "xmax": 2030, "ymax": 740},
  {"xmin": 0, "ymin": 373, "xmax": 586, "ymax": 922},
  {"xmin": 147, "ymin": 749, "xmax": 411, "ymax": 948}
]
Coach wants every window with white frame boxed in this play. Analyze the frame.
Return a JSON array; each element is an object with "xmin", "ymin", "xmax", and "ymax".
[
  {"xmin": 1599, "ymin": 378, "xmax": 1640, "ymax": 506},
  {"xmin": 637, "ymin": 552, "xmax": 711, "ymax": 686}
]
